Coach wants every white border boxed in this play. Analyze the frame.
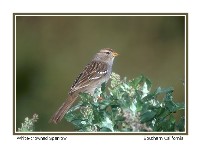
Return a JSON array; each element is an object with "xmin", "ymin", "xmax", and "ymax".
[{"xmin": 14, "ymin": 14, "xmax": 187, "ymax": 134}]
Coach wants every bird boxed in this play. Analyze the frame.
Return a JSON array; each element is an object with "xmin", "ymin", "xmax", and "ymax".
[{"xmin": 50, "ymin": 48, "xmax": 119, "ymax": 124}]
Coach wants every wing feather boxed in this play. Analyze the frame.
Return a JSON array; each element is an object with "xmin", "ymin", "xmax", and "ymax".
[{"xmin": 69, "ymin": 61, "xmax": 107, "ymax": 94}]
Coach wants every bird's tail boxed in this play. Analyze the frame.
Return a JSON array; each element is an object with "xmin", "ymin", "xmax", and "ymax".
[{"xmin": 49, "ymin": 96, "xmax": 77, "ymax": 124}]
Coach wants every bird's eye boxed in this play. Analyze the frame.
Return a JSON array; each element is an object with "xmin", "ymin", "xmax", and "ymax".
[{"xmin": 106, "ymin": 52, "xmax": 110, "ymax": 55}]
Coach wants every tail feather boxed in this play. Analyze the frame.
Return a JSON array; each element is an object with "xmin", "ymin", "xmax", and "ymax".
[{"xmin": 50, "ymin": 96, "xmax": 77, "ymax": 124}]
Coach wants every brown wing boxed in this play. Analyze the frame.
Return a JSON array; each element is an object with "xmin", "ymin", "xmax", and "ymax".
[{"xmin": 69, "ymin": 61, "xmax": 108, "ymax": 95}]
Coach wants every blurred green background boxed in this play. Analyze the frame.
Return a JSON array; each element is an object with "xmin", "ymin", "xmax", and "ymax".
[{"xmin": 16, "ymin": 15, "xmax": 185, "ymax": 132}]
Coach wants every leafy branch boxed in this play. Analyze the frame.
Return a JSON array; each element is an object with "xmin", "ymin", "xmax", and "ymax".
[
  {"xmin": 18, "ymin": 113, "xmax": 39, "ymax": 132},
  {"xmin": 65, "ymin": 73, "xmax": 185, "ymax": 132}
]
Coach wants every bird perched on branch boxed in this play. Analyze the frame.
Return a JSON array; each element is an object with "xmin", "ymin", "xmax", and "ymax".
[{"xmin": 50, "ymin": 48, "xmax": 119, "ymax": 124}]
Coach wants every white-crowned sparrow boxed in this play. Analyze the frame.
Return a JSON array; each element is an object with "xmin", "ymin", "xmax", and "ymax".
[{"xmin": 50, "ymin": 48, "xmax": 119, "ymax": 124}]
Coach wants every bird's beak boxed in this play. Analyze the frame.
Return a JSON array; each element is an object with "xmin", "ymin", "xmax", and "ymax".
[{"xmin": 112, "ymin": 52, "xmax": 119, "ymax": 57}]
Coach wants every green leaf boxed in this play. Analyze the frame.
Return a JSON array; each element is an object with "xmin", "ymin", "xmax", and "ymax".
[
  {"xmin": 100, "ymin": 117, "xmax": 114, "ymax": 132},
  {"xmin": 145, "ymin": 77, "xmax": 152, "ymax": 89},
  {"xmin": 142, "ymin": 93, "xmax": 155, "ymax": 101},
  {"xmin": 135, "ymin": 91, "xmax": 143, "ymax": 111},
  {"xmin": 156, "ymin": 87, "xmax": 174, "ymax": 95},
  {"xmin": 130, "ymin": 75, "xmax": 144, "ymax": 88},
  {"xmin": 100, "ymin": 127, "xmax": 113, "ymax": 132},
  {"xmin": 140, "ymin": 110, "xmax": 156, "ymax": 123},
  {"xmin": 176, "ymin": 117, "xmax": 185, "ymax": 131}
]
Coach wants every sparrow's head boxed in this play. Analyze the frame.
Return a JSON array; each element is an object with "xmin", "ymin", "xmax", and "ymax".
[{"xmin": 93, "ymin": 48, "xmax": 119, "ymax": 63}]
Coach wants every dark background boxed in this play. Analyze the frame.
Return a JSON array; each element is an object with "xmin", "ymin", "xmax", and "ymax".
[{"xmin": 16, "ymin": 15, "xmax": 185, "ymax": 132}]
